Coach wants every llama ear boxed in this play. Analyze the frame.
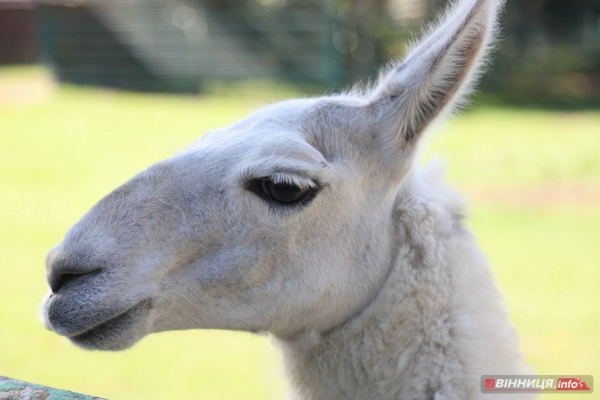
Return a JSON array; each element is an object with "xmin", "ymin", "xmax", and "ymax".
[{"xmin": 369, "ymin": 0, "xmax": 503, "ymax": 145}]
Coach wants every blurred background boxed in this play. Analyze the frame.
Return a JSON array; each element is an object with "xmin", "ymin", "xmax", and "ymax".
[
  {"xmin": 1, "ymin": 0, "xmax": 599, "ymax": 399},
  {"xmin": 4, "ymin": 0, "xmax": 600, "ymax": 101}
]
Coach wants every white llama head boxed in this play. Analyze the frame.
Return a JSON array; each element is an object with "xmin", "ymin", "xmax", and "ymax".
[{"xmin": 42, "ymin": 0, "xmax": 504, "ymax": 351}]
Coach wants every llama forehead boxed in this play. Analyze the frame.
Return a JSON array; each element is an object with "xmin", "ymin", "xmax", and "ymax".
[
  {"xmin": 183, "ymin": 99, "xmax": 357, "ymax": 184},
  {"xmin": 185, "ymin": 96, "xmax": 385, "ymax": 193},
  {"xmin": 185, "ymin": 128, "xmax": 327, "ymax": 181}
]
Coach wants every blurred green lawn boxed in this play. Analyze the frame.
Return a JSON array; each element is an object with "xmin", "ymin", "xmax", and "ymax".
[{"xmin": 1, "ymin": 66, "xmax": 598, "ymax": 400}]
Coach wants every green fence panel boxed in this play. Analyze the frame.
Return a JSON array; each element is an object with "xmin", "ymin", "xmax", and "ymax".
[{"xmin": 0, "ymin": 376, "xmax": 105, "ymax": 400}]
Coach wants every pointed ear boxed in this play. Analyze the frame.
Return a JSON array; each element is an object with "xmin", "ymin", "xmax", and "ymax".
[{"xmin": 369, "ymin": 0, "xmax": 504, "ymax": 144}]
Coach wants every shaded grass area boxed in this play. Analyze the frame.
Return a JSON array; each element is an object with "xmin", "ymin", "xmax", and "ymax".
[{"xmin": 1, "ymin": 66, "xmax": 598, "ymax": 399}]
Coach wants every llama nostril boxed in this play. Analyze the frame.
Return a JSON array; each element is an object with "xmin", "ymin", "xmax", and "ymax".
[{"xmin": 49, "ymin": 268, "xmax": 102, "ymax": 293}]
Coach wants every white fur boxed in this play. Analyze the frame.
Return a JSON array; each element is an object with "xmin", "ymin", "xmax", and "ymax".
[{"xmin": 41, "ymin": 0, "xmax": 533, "ymax": 398}]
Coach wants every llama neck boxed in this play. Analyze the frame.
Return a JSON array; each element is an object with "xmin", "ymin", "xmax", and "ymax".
[{"xmin": 275, "ymin": 175, "xmax": 527, "ymax": 400}]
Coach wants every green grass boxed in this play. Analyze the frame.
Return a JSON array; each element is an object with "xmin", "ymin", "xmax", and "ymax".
[
  {"xmin": 1, "ymin": 66, "xmax": 598, "ymax": 399},
  {"xmin": 471, "ymin": 208, "xmax": 600, "ymax": 376}
]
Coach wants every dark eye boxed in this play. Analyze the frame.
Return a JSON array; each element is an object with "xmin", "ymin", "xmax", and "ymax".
[
  {"xmin": 261, "ymin": 179, "xmax": 310, "ymax": 204},
  {"xmin": 246, "ymin": 177, "xmax": 318, "ymax": 207}
]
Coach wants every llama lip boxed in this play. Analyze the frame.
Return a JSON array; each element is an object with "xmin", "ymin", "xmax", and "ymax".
[{"xmin": 67, "ymin": 300, "xmax": 153, "ymax": 349}]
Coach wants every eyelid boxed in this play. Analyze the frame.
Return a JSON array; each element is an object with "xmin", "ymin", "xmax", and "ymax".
[{"xmin": 269, "ymin": 172, "xmax": 318, "ymax": 189}]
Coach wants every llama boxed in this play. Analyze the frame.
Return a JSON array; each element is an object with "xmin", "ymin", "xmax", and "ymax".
[{"xmin": 41, "ymin": 0, "xmax": 532, "ymax": 398}]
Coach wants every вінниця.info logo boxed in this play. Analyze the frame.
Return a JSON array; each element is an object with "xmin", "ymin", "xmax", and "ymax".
[{"xmin": 481, "ymin": 375, "xmax": 593, "ymax": 393}]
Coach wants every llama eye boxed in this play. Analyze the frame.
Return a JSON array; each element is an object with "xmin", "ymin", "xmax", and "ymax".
[
  {"xmin": 246, "ymin": 176, "xmax": 319, "ymax": 207},
  {"xmin": 261, "ymin": 179, "xmax": 310, "ymax": 204}
]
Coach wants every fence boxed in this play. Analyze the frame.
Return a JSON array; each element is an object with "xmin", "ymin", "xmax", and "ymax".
[{"xmin": 32, "ymin": 0, "xmax": 600, "ymax": 100}]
